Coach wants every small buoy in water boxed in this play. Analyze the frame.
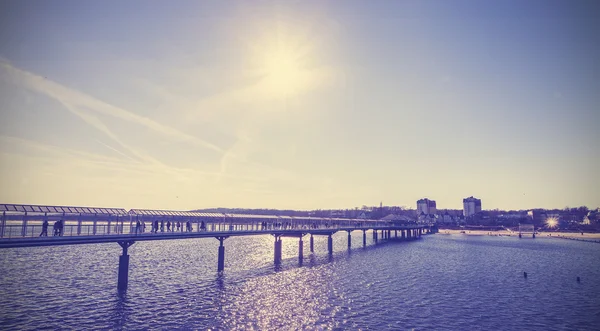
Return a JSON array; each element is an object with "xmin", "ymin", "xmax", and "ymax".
[
  {"xmin": 524, "ymin": 272, "xmax": 527, "ymax": 278},
  {"xmin": 577, "ymin": 277, "xmax": 581, "ymax": 282}
]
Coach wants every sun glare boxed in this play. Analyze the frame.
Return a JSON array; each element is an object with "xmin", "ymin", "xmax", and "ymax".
[
  {"xmin": 546, "ymin": 217, "xmax": 558, "ymax": 228},
  {"xmin": 261, "ymin": 48, "xmax": 306, "ymax": 97},
  {"xmin": 240, "ymin": 18, "xmax": 322, "ymax": 101}
]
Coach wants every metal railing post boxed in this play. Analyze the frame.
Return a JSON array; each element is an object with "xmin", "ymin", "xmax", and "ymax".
[
  {"xmin": 21, "ymin": 213, "xmax": 28, "ymax": 237},
  {"xmin": 93, "ymin": 215, "xmax": 97, "ymax": 235}
]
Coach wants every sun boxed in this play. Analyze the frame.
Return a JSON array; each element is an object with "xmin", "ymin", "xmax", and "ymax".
[
  {"xmin": 242, "ymin": 20, "xmax": 317, "ymax": 100},
  {"xmin": 258, "ymin": 46, "xmax": 308, "ymax": 98},
  {"xmin": 237, "ymin": 16, "xmax": 334, "ymax": 102}
]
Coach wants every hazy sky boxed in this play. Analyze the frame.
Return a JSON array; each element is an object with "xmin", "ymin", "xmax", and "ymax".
[{"xmin": 0, "ymin": 0, "xmax": 598, "ymax": 211}]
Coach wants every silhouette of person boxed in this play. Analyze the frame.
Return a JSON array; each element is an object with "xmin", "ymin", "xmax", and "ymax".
[
  {"xmin": 40, "ymin": 219, "xmax": 48, "ymax": 237},
  {"xmin": 167, "ymin": 221, "xmax": 171, "ymax": 232},
  {"xmin": 201, "ymin": 221, "xmax": 205, "ymax": 231},
  {"xmin": 136, "ymin": 220, "xmax": 141, "ymax": 234}
]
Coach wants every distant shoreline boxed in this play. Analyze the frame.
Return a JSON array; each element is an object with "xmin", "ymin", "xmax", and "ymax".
[{"xmin": 438, "ymin": 229, "xmax": 600, "ymax": 242}]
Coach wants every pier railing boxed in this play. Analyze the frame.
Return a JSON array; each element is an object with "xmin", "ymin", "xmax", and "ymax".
[{"xmin": 0, "ymin": 217, "xmax": 393, "ymax": 239}]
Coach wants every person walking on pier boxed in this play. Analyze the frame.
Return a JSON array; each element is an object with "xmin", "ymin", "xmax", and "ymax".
[
  {"xmin": 200, "ymin": 221, "xmax": 206, "ymax": 231},
  {"xmin": 54, "ymin": 219, "xmax": 64, "ymax": 236},
  {"xmin": 40, "ymin": 219, "xmax": 48, "ymax": 237},
  {"xmin": 160, "ymin": 220, "xmax": 164, "ymax": 232},
  {"xmin": 167, "ymin": 221, "xmax": 171, "ymax": 232},
  {"xmin": 136, "ymin": 220, "xmax": 141, "ymax": 234}
]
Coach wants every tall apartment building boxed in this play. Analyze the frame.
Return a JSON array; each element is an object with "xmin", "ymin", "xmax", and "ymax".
[
  {"xmin": 417, "ymin": 198, "xmax": 437, "ymax": 215},
  {"xmin": 463, "ymin": 196, "xmax": 482, "ymax": 217}
]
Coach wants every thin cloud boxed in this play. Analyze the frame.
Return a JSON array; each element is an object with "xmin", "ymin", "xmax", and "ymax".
[
  {"xmin": 94, "ymin": 139, "xmax": 139, "ymax": 163},
  {"xmin": 0, "ymin": 60, "xmax": 224, "ymax": 154}
]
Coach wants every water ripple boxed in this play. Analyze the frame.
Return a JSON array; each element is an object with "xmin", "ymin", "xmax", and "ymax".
[{"xmin": 1, "ymin": 233, "xmax": 599, "ymax": 330}]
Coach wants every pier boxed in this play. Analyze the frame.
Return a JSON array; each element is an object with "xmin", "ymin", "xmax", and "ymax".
[{"xmin": 0, "ymin": 203, "xmax": 437, "ymax": 291}]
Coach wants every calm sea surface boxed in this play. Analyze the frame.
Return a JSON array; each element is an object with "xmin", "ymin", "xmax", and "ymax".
[{"xmin": 0, "ymin": 233, "xmax": 599, "ymax": 330}]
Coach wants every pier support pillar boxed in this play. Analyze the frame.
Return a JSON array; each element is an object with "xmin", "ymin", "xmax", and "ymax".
[
  {"xmin": 327, "ymin": 234, "xmax": 333, "ymax": 255},
  {"xmin": 117, "ymin": 241, "xmax": 134, "ymax": 291},
  {"xmin": 374, "ymin": 230, "xmax": 378, "ymax": 243},
  {"xmin": 274, "ymin": 236, "xmax": 282, "ymax": 264},
  {"xmin": 347, "ymin": 231, "xmax": 352, "ymax": 249},
  {"xmin": 402, "ymin": 230, "xmax": 405, "ymax": 239},
  {"xmin": 363, "ymin": 230, "xmax": 367, "ymax": 247},
  {"xmin": 216, "ymin": 237, "xmax": 227, "ymax": 272},
  {"xmin": 310, "ymin": 234, "xmax": 314, "ymax": 253},
  {"xmin": 395, "ymin": 230, "xmax": 398, "ymax": 238},
  {"xmin": 299, "ymin": 237, "xmax": 304, "ymax": 263}
]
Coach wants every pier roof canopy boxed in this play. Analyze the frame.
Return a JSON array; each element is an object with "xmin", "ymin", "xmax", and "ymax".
[
  {"xmin": 128, "ymin": 209, "xmax": 224, "ymax": 218},
  {"xmin": 0, "ymin": 203, "xmax": 128, "ymax": 215},
  {"xmin": 225, "ymin": 213, "xmax": 278, "ymax": 219}
]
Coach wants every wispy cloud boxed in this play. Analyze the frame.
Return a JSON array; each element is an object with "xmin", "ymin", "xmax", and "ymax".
[{"xmin": 0, "ymin": 60, "xmax": 224, "ymax": 154}]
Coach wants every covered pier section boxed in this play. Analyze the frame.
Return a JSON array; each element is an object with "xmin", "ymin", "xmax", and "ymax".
[
  {"xmin": 0, "ymin": 203, "xmax": 129, "ymax": 238},
  {"xmin": 0, "ymin": 203, "xmax": 434, "ymax": 291}
]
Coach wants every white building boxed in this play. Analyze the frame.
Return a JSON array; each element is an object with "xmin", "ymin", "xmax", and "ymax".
[
  {"xmin": 417, "ymin": 198, "xmax": 437, "ymax": 215},
  {"xmin": 463, "ymin": 196, "xmax": 482, "ymax": 217}
]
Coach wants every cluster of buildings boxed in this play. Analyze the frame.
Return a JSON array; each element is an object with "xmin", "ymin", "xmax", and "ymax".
[
  {"xmin": 302, "ymin": 197, "xmax": 598, "ymax": 230},
  {"xmin": 417, "ymin": 196, "xmax": 481, "ymax": 223},
  {"xmin": 413, "ymin": 197, "xmax": 599, "ymax": 229}
]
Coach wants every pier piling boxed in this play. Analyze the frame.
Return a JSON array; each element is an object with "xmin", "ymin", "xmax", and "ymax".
[
  {"xmin": 216, "ymin": 237, "xmax": 226, "ymax": 272},
  {"xmin": 327, "ymin": 234, "xmax": 333, "ymax": 255},
  {"xmin": 117, "ymin": 241, "xmax": 134, "ymax": 291},
  {"xmin": 299, "ymin": 237, "xmax": 303, "ymax": 263},
  {"xmin": 347, "ymin": 231, "xmax": 352, "ymax": 249},
  {"xmin": 274, "ymin": 236, "xmax": 282, "ymax": 265}
]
